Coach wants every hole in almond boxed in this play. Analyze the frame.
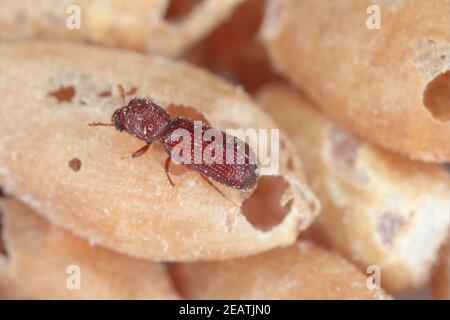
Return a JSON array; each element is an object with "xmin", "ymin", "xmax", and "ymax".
[
  {"xmin": 0, "ymin": 186, "xmax": 5, "ymax": 198},
  {"xmin": 48, "ymin": 85, "xmax": 76, "ymax": 103},
  {"xmin": 68, "ymin": 158, "xmax": 82, "ymax": 172},
  {"xmin": 164, "ymin": 0, "xmax": 203, "ymax": 23},
  {"xmin": 423, "ymin": 71, "xmax": 450, "ymax": 122},
  {"xmin": 241, "ymin": 176, "xmax": 293, "ymax": 231},
  {"xmin": 167, "ymin": 104, "xmax": 211, "ymax": 126}
]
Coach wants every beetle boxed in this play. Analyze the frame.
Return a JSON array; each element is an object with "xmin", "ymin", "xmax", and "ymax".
[{"xmin": 90, "ymin": 85, "xmax": 259, "ymax": 192}]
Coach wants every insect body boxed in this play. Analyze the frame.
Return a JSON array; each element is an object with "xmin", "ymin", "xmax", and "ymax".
[
  {"xmin": 91, "ymin": 86, "xmax": 258, "ymax": 191},
  {"xmin": 161, "ymin": 117, "xmax": 258, "ymax": 190}
]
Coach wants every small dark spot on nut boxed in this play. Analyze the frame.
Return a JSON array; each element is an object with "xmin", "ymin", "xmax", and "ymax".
[
  {"xmin": 68, "ymin": 158, "xmax": 82, "ymax": 172},
  {"xmin": 98, "ymin": 90, "xmax": 112, "ymax": 97},
  {"xmin": 48, "ymin": 86, "xmax": 76, "ymax": 103}
]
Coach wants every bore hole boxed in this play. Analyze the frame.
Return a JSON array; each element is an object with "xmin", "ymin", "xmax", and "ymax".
[
  {"xmin": 423, "ymin": 71, "xmax": 450, "ymax": 122},
  {"xmin": 167, "ymin": 104, "xmax": 211, "ymax": 126},
  {"xmin": 68, "ymin": 158, "xmax": 82, "ymax": 172},
  {"xmin": 48, "ymin": 85, "xmax": 76, "ymax": 103},
  {"xmin": 241, "ymin": 176, "xmax": 293, "ymax": 231},
  {"xmin": 164, "ymin": 0, "xmax": 203, "ymax": 23}
]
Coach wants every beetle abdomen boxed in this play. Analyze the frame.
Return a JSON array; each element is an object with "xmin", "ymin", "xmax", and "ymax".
[{"xmin": 162, "ymin": 118, "xmax": 258, "ymax": 190}]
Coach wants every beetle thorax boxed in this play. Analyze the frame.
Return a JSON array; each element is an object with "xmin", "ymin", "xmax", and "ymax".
[{"xmin": 115, "ymin": 98, "xmax": 172, "ymax": 143}]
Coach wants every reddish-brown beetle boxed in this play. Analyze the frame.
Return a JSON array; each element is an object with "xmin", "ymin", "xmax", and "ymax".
[{"xmin": 90, "ymin": 85, "xmax": 259, "ymax": 192}]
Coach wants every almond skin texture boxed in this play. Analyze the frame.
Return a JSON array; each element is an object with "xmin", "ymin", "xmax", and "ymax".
[
  {"xmin": 257, "ymin": 83, "xmax": 450, "ymax": 292},
  {"xmin": 262, "ymin": 0, "xmax": 450, "ymax": 162},
  {"xmin": 0, "ymin": 0, "xmax": 246, "ymax": 57},
  {"xmin": 0, "ymin": 199, "xmax": 178, "ymax": 300},
  {"xmin": 171, "ymin": 241, "xmax": 390, "ymax": 300}
]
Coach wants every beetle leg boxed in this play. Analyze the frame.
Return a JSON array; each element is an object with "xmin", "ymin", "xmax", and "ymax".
[
  {"xmin": 199, "ymin": 174, "xmax": 239, "ymax": 207},
  {"xmin": 131, "ymin": 144, "xmax": 151, "ymax": 158},
  {"xmin": 165, "ymin": 157, "xmax": 175, "ymax": 187},
  {"xmin": 87, "ymin": 122, "xmax": 113, "ymax": 127}
]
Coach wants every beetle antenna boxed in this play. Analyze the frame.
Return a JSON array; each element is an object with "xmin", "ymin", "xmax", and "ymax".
[
  {"xmin": 88, "ymin": 122, "xmax": 113, "ymax": 127},
  {"xmin": 200, "ymin": 175, "xmax": 240, "ymax": 207},
  {"xmin": 117, "ymin": 84, "xmax": 126, "ymax": 106}
]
